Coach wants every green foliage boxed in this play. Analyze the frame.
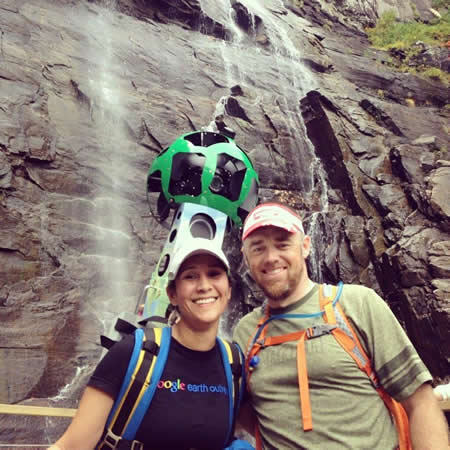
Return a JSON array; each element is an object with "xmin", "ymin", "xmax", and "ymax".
[
  {"xmin": 366, "ymin": 10, "xmax": 450, "ymax": 50},
  {"xmin": 421, "ymin": 67, "xmax": 448, "ymax": 81},
  {"xmin": 366, "ymin": 10, "xmax": 450, "ymax": 83},
  {"xmin": 432, "ymin": 0, "xmax": 449, "ymax": 9}
]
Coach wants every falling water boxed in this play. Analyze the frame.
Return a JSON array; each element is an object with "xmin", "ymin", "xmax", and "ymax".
[
  {"xmin": 240, "ymin": 0, "xmax": 322, "ymax": 194},
  {"xmin": 85, "ymin": 0, "xmax": 134, "ymax": 331},
  {"xmin": 41, "ymin": 0, "xmax": 136, "ymax": 420},
  {"xmin": 197, "ymin": 0, "xmax": 330, "ymax": 282}
]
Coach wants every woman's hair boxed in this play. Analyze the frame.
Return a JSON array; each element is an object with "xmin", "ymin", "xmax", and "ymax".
[{"xmin": 167, "ymin": 279, "xmax": 176, "ymax": 293}]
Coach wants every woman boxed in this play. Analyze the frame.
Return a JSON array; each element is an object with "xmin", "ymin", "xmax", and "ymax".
[{"xmin": 49, "ymin": 238, "xmax": 240, "ymax": 450}]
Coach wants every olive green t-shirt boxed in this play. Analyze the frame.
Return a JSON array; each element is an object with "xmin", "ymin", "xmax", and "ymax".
[{"xmin": 233, "ymin": 284, "xmax": 431, "ymax": 450}]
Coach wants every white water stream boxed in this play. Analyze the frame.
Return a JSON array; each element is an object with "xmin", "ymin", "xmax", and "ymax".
[
  {"xmin": 200, "ymin": 0, "xmax": 330, "ymax": 283},
  {"xmin": 44, "ymin": 0, "xmax": 135, "ymax": 414}
]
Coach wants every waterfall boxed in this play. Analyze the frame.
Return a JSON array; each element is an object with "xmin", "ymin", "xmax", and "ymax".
[
  {"xmin": 44, "ymin": 0, "xmax": 136, "ymax": 412},
  {"xmin": 85, "ymin": 0, "xmax": 134, "ymax": 331},
  {"xmin": 196, "ymin": 0, "xmax": 331, "ymax": 282},
  {"xmin": 239, "ymin": 0, "xmax": 323, "ymax": 196},
  {"xmin": 306, "ymin": 212, "xmax": 324, "ymax": 283}
]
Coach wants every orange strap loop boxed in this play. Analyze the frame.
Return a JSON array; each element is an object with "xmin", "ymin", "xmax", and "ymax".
[
  {"xmin": 264, "ymin": 330, "xmax": 306, "ymax": 346},
  {"xmin": 296, "ymin": 334, "xmax": 312, "ymax": 431},
  {"xmin": 378, "ymin": 390, "xmax": 411, "ymax": 450}
]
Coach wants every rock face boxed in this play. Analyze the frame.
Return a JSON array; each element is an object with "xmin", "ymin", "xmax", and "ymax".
[{"xmin": 0, "ymin": 0, "xmax": 448, "ymax": 443}]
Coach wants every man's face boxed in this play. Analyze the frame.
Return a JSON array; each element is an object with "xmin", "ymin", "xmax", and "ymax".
[{"xmin": 243, "ymin": 226, "xmax": 311, "ymax": 307}]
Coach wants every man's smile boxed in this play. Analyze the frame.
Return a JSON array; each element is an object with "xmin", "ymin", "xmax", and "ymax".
[{"xmin": 262, "ymin": 267, "xmax": 286, "ymax": 277}]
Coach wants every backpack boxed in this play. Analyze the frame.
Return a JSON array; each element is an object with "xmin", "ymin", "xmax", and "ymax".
[
  {"xmin": 96, "ymin": 319, "xmax": 247, "ymax": 450},
  {"xmin": 245, "ymin": 282, "xmax": 411, "ymax": 450}
]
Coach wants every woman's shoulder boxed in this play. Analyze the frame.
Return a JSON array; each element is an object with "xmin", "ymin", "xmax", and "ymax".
[{"xmin": 88, "ymin": 333, "xmax": 136, "ymax": 397}]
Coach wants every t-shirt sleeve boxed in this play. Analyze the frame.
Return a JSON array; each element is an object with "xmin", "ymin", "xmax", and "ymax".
[
  {"xmin": 88, "ymin": 334, "xmax": 135, "ymax": 399},
  {"xmin": 343, "ymin": 285, "xmax": 432, "ymax": 402}
]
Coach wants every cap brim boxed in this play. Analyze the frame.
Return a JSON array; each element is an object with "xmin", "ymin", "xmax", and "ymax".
[{"xmin": 168, "ymin": 241, "xmax": 230, "ymax": 280}]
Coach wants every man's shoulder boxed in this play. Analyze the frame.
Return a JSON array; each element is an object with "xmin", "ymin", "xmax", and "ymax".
[
  {"xmin": 340, "ymin": 283, "xmax": 376, "ymax": 296},
  {"xmin": 335, "ymin": 283, "xmax": 389, "ymax": 320},
  {"xmin": 339, "ymin": 283, "xmax": 383, "ymax": 305}
]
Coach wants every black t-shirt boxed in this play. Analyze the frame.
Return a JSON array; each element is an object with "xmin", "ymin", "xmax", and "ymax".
[{"xmin": 89, "ymin": 335, "xmax": 230, "ymax": 450}]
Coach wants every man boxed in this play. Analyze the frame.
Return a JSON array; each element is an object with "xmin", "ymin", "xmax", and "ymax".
[{"xmin": 233, "ymin": 202, "xmax": 448, "ymax": 449}]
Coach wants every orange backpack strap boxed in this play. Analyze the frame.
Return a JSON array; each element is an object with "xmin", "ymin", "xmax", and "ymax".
[
  {"xmin": 319, "ymin": 284, "xmax": 411, "ymax": 450},
  {"xmin": 245, "ymin": 301, "xmax": 338, "ymax": 438},
  {"xmin": 296, "ymin": 333, "xmax": 312, "ymax": 431}
]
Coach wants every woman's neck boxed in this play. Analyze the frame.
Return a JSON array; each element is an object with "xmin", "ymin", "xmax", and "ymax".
[{"xmin": 171, "ymin": 321, "xmax": 219, "ymax": 351}]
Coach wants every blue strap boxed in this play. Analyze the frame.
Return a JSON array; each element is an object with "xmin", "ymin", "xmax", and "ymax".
[
  {"xmin": 251, "ymin": 282, "xmax": 344, "ymax": 347},
  {"xmin": 236, "ymin": 344, "xmax": 245, "ymax": 415},
  {"xmin": 217, "ymin": 338, "xmax": 235, "ymax": 448},
  {"xmin": 105, "ymin": 328, "xmax": 145, "ymax": 428},
  {"xmin": 123, "ymin": 326, "xmax": 172, "ymax": 439}
]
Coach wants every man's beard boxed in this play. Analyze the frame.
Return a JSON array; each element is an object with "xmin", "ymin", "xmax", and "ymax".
[
  {"xmin": 255, "ymin": 261, "xmax": 305, "ymax": 304},
  {"xmin": 260, "ymin": 279, "xmax": 293, "ymax": 302}
]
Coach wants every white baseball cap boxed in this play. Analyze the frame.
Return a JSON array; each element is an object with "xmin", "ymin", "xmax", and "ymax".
[
  {"xmin": 168, "ymin": 238, "xmax": 230, "ymax": 280},
  {"xmin": 242, "ymin": 202, "xmax": 305, "ymax": 241}
]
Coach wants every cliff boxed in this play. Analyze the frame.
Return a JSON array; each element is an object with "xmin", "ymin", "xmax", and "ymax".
[{"xmin": 0, "ymin": 0, "xmax": 448, "ymax": 444}]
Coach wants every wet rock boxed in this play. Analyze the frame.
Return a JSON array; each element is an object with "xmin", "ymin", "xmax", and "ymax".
[
  {"xmin": 0, "ymin": 153, "xmax": 13, "ymax": 188},
  {"xmin": 429, "ymin": 162, "xmax": 450, "ymax": 225},
  {"xmin": 429, "ymin": 241, "xmax": 450, "ymax": 278},
  {"xmin": 300, "ymin": 91, "xmax": 363, "ymax": 215},
  {"xmin": 431, "ymin": 278, "xmax": 450, "ymax": 303},
  {"xmin": 118, "ymin": 0, "xmax": 229, "ymax": 39},
  {"xmin": 359, "ymin": 99, "xmax": 404, "ymax": 136},
  {"xmin": 300, "ymin": 54, "xmax": 333, "ymax": 73},
  {"xmin": 362, "ymin": 183, "xmax": 412, "ymax": 221},
  {"xmin": 390, "ymin": 144, "xmax": 426, "ymax": 184},
  {"xmin": 215, "ymin": 115, "xmax": 236, "ymax": 138},
  {"xmin": 412, "ymin": 134, "xmax": 437, "ymax": 146},
  {"xmin": 343, "ymin": 215, "xmax": 370, "ymax": 268},
  {"xmin": 230, "ymin": 85, "xmax": 244, "ymax": 96},
  {"xmin": 232, "ymin": 1, "xmax": 262, "ymax": 34},
  {"xmin": 224, "ymin": 97, "xmax": 252, "ymax": 123}
]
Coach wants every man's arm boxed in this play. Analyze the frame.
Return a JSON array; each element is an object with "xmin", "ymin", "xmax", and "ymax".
[{"xmin": 401, "ymin": 382, "xmax": 449, "ymax": 449}]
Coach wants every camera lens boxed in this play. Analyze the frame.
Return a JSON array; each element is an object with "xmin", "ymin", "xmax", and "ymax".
[
  {"xmin": 210, "ymin": 174, "xmax": 224, "ymax": 193},
  {"xmin": 189, "ymin": 214, "xmax": 216, "ymax": 239}
]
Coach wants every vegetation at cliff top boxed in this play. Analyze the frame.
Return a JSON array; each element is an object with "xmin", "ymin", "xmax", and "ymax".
[
  {"xmin": 366, "ymin": 10, "xmax": 449, "ymax": 49},
  {"xmin": 366, "ymin": 7, "xmax": 449, "ymax": 83}
]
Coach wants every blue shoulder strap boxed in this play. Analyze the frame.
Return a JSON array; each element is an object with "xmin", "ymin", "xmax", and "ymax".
[
  {"xmin": 122, "ymin": 326, "xmax": 172, "ymax": 439},
  {"xmin": 235, "ymin": 344, "xmax": 245, "ymax": 414},
  {"xmin": 217, "ymin": 338, "xmax": 234, "ymax": 446},
  {"xmin": 105, "ymin": 327, "xmax": 145, "ymax": 428},
  {"xmin": 217, "ymin": 338, "xmax": 245, "ymax": 448}
]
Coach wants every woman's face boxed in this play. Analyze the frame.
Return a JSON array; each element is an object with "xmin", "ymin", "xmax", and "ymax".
[{"xmin": 167, "ymin": 253, "xmax": 231, "ymax": 331}]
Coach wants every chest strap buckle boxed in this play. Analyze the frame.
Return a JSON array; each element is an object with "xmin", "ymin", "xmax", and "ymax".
[{"xmin": 306, "ymin": 324, "xmax": 337, "ymax": 339}]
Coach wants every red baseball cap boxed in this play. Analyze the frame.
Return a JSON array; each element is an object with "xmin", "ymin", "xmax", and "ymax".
[{"xmin": 242, "ymin": 203, "xmax": 305, "ymax": 241}]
